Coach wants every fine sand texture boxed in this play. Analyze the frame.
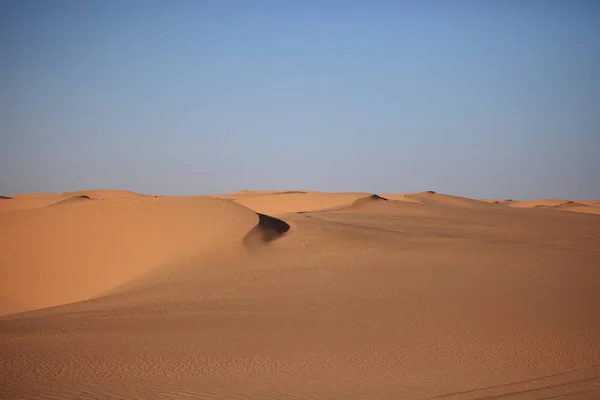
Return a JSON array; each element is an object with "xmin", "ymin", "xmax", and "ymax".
[{"xmin": 1, "ymin": 190, "xmax": 600, "ymax": 399}]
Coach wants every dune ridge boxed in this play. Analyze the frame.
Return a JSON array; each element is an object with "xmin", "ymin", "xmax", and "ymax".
[
  {"xmin": 48, "ymin": 195, "xmax": 92, "ymax": 206},
  {"xmin": 509, "ymin": 198, "xmax": 600, "ymax": 214},
  {"xmin": 509, "ymin": 199, "xmax": 570, "ymax": 208},
  {"xmin": 406, "ymin": 190, "xmax": 495, "ymax": 208},
  {"xmin": 0, "ymin": 190, "xmax": 145, "ymax": 213},
  {"xmin": 222, "ymin": 191, "xmax": 383, "ymax": 215},
  {"xmin": 57, "ymin": 189, "xmax": 143, "ymax": 199}
]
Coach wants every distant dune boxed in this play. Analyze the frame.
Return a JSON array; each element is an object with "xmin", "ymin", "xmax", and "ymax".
[
  {"xmin": 47, "ymin": 195, "xmax": 92, "ymax": 206},
  {"xmin": 407, "ymin": 190, "xmax": 496, "ymax": 208},
  {"xmin": 0, "ymin": 194, "xmax": 61, "ymax": 213},
  {"xmin": 482, "ymin": 198, "xmax": 516, "ymax": 205},
  {"xmin": 0, "ymin": 190, "xmax": 144, "ymax": 213},
  {"xmin": 508, "ymin": 198, "xmax": 600, "ymax": 214},
  {"xmin": 551, "ymin": 201, "xmax": 600, "ymax": 215},
  {"xmin": 381, "ymin": 193, "xmax": 422, "ymax": 203},
  {"xmin": 58, "ymin": 189, "xmax": 143, "ymax": 199},
  {"xmin": 1, "ymin": 189, "xmax": 599, "ymax": 399},
  {"xmin": 220, "ymin": 191, "xmax": 382, "ymax": 215}
]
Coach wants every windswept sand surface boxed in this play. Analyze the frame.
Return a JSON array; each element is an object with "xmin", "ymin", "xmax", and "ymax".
[{"xmin": 1, "ymin": 190, "xmax": 600, "ymax": 399}]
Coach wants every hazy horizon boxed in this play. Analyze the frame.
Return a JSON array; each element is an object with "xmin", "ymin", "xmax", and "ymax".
[{"xmin": 2, "ymin": 0, "xmax": 599, "ymax": 199}]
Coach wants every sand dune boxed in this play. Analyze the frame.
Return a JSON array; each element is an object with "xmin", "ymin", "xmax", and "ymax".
[
  {"xmin": 48, "ymin": 194, "xmax": 93, "ymax": 206},
  {"xmin": 580, "ymin": 200, "xmax": 600, "ymax": 207},
  {"xmin": 1, "ymin": 189, "xmax": 600, "ymax": 399},
  {"xmin": 299, "ymin": 194, "xmax": 425, "ymax": 214},
  {"xmin": 8, "ymin": 192, "xmax": 57, "ymax": 198},
  {"xmin": 0, "ymin": 190, "xmax": 144, "ymax": 213},
  {"xmin": 509, "ymin": 199, "xmax": 570, "ymax": 208},
  {"xmin": 220, "ymin": 191, "xmax": 383, "ymax": 215},
  {"xmin": 551, "ymin": 200, "xmax": 588, "ymax": 208},
  {"xmin": 407, "ymin": 190, "xmax": 495, "ymax": 208},
  {"xmin": 210, "ymin": 189, "xmax": 310, "ymax": 201},
  {"xmin": 552, "ymin": 201, "xmax": 600, "ymax": 215},
  {"xmin": 57, "ymin": 189, "xmax": 143, "ymax": 199},
  {"xmin": 381, "ymin": 193, "xmax": 423, "ymax": 203},
  {"xmin": 0, "ymin": 196, "xmax": 269, "ymax": 312},
  {"xmin": 0, "ymin": 194, "xmax": 62, "ymax": 213},
  {"xmin": 509, "ymin": 199, "xmax": 600, "ymax": 215},
  {"xmin": 481, "ymin": 198, "xmax": 516, "ymax": 204}
]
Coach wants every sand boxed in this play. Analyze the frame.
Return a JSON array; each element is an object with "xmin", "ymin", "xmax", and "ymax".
[{"xmin": 1, "ymin": 190, "xmax": 599, "ymax": 399}]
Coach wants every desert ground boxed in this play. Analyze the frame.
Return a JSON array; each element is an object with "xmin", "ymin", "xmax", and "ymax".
[{"xmin": 1, "ymin": 189, "xmax": 599, "ymax": 399}]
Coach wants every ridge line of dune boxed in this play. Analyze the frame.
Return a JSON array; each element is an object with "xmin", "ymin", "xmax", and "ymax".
[{"xmin": 296, "ymin": 194, "xmax": 390, "ymax": 214}]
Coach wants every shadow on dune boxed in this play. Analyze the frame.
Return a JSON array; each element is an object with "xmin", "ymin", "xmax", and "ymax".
[
  {"xmin": 243, "ymin": 213, "xmax": 290, "ymax": 249},
  {"xmin": 0, "ymin": 196, "xmax": 12, "ymax": 200},
  {"xmin": 366, "ymin": 194, "xmax": 388, "ymax": 201}
]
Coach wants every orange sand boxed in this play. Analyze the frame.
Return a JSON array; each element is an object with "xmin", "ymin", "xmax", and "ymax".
[{"xmin": 1, "ymin": 189, "xmax": 599, "ymax": 399}]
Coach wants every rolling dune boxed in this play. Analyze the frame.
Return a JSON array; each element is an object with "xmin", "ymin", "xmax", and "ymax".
[
  {"xmin": 57, "ymin": 189, "xmax": 144, "ymax": 199},
  {"xmin": 0, "ymin": 194, "xmax": 62, "ymax": 213},
  {"xmin": 381, "ymin": 193, "xmax": 423, "ymax": 203},
  {"xmin": 0, "ymin": 190, "xmax": 144, "ymax": 213},
  {"xmin": 407, "ymin": 190, "xmax": 496, "ymax": 208},
  {"xmin": 0, "ymin": 196, "xmax": 268, "ymax": 312},
  {"xmin": 48, "ymin": 195, "xmax": 93, "ymax": 206},
  {"xmin": 509, "ymin": 199, "xmax": 600, "ymax": 215},
  {"xmin": 552, "ymin": 202, "xmax": 600, "ymax": 215},
  {"xmin": 509, "ymin": 199, "xmax": 570, "ymax": 208},
  {"xmin": 1, "ymin": 190, "xmax": 600, "ymax": 399},
  {"xmin": 224, "ymin": 191, "xmax": 382, "ymax": 215}
]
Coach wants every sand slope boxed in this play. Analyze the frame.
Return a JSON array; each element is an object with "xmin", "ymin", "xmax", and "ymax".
[
  {"xmin": 215, "ymin": 191, "xmax": 384, "ymax": 215},
  {"xmin": 1, "ymin": 190, "xmax": 600, "ymax": 399},
  {"xmin": 406, "ymin": 190, "xmax": 497, "ymax": 208},
  {"xmin": 509, "ymin": 199, "xmax": 571, "ymax": 208},
  {"xmin": 0, "ymin": 190, "xmax": 144, "ymax": 213},
  {"xmin": 0, "ymin": 195, "xmax": 271, "ymax": 312},
  {"xmin": 509, "ymin": 199, "xmax": 600, "ymax": 215},
  {"xmin": 0, "ymin": 296, "xmax": 27, "ymax": 317},
  {"xmin": 0, "ymin": 194, "xmax": 61, "ymax": 213}
]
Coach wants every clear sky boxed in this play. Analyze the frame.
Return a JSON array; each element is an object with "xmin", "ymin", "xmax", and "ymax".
[{"xmin": 1, "ymin": 0, "xmax": 599, "ymax": 199}]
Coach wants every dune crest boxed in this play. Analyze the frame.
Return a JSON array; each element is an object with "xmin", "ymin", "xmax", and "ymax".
[
  {"xmin": 224, "ymin": 191, "xmax": 382, "ymax": 215},
  {"xmin": 0, "ymin": 190, "xmax": 144, "ymax": 213},
  {"xmin": 407, "ymin": 191, "xmax": 493, "ymax": 208},
  {"xmin": 509, "ymin": 199, "xmax": 569, "ymax": 208},
  {"xmin": 300, "ymin": 194, "xmax": 398, "ymax": 213},
  {"xmin": 554, "ymin": 201, "xmax": 600, "ymax": 215},
  {"xmin": 509, "ymin": 199, "xmax": 600, "ymax": 214},
  {"xmin": 58, "ymin": 189, "xmax": 143, "ymax": 199},
  {"xmin": 48, "ymin": 195, "xmax": 92, "ymax": 206},
  {"xmin": 381, "ymin": 193, "xmax": 423, "ymax": 203},
  {"xmin": 0, "ymin": 195, "xmax": 61, "ymax": 213}
]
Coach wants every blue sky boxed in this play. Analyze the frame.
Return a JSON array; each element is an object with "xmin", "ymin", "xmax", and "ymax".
[{"xmin": 1, "ymin": 0, "xmax": 599, "ymax": 198}]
